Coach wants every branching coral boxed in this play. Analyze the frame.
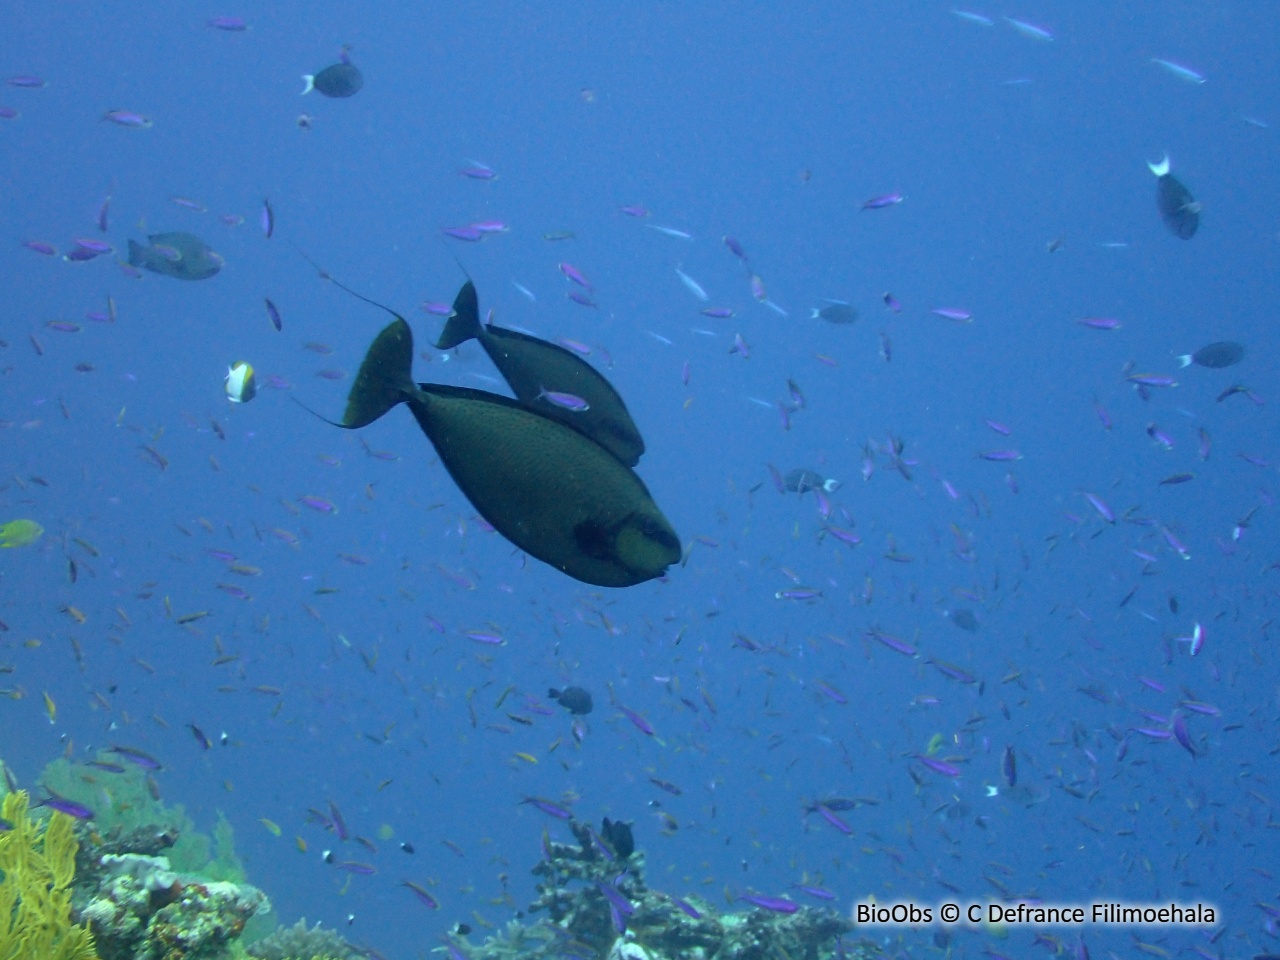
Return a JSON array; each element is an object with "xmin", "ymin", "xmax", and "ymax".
[{"xmin": 0, "ymin": 790, "xmax": 99, "ymax": 960}]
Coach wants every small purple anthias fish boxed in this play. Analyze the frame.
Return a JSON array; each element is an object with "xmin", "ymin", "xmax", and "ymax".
[
  {"xmin": 558, "ymin": 261, "xmax": 592, "ymax": 289},
  {"xmin": 861, "ymin": 191, "xmax": 904, "ymax": 210},
  {"xmin": 443, "ymin": 226, "xmax": 482, "ymax": 242},
  {"xmin": 915, "ymin": 754, "xmax": 962, "ymax": 778},
  {"xmin": 1126, "ymin": 372, "xmax": 1177, "ymax": 388},
  {"xmin": 109, "ymin": 744, "xmax": 162, "ymax": 770},
  {"xmin": 537, "ymin": 388, "xmax": 589, "ymax": 412},
  {"xmin": 6, "ymin": 75, "xmax": 46, "ymax": 88},
  {"xmin": 723, "ymin": 235, "xmax": 750, "ymax": 264},
  {"xmin": 261, "ymin": 198, "xmax": 274, "ymax": 238},
  {"xmin": 932, "ymin": 307, "xmax": 972, "ymax": 322},
  {"xmin": 882, "ymin": 292, "xmax": 903, "ymax": 312},
  {"xmin": 207, "ymin": 16, "xmax": 248, "ymax": 30},
  {"xmin": 103, "ymin": 110, "xmax": 153, "ymax": 128},
  {"xmin": 40, "ymin": 793, "xmax": 94, "ymax": 819},
  {"xmin": 740, "ymin": 893, "xmax": 800, "ymax": 914}
]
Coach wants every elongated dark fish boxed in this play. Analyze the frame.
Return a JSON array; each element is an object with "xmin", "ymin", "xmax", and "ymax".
[
  {"xmin": 317, "ymin": 317, "xmax": 678, "ymax": 587},
  {"xmin": 1148, "ymin": 154, "xmax": 1200, "ymax": 239},
  {"xmin": 1178, "ymin": 340, "xmax": 1244, "ymax": 369},
  {"xmin": 435, "ymin": 280, "xmax": 645, "ymax": 466}
]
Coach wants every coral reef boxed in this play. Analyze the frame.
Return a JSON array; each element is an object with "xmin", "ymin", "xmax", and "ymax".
[
  {"xmin": 41, "ymin": 756, "xmax": 229, "ymax": 877},
  {"xmin": 0, "ymin": 790, "xmax": 99, "ymax": 960},
  {"xmin": 245, "ymin": 916, "xmax": 359, "ymax": 960},
  {"xmin": 78, "ymin": 852, "xmax": 269, "ymax": 960},
  {"xmin": 455, "ymin": 816, "xmax": 870, "ymax": 960}
]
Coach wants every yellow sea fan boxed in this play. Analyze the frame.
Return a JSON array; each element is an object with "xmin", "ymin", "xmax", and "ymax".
[{"xmin": 0, "ymin": 790, "xmax": 99, "ymax": 960}]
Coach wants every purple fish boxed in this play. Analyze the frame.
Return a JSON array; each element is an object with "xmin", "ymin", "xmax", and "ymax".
[
  {"xmin": 1126, "ymin": 373, "xmax": 1178, "ymax": 388},
  {"xmin": 6, "ymin": 75, "xmax": 45, "ymax": 88},
  {"xmin": 459, "ymin": 163, "xmax": 497, "ymax": 180},
  {"xmin": 96, "ymin": 195, "xmax": 111, "ymax": 232},
  {"xmin": 861, "ymin": 191, "xmax": 904, "ymax": 210},
  {"xmin": 617, "ymin": 703, "xmax": 654, "ymax": 736},
  {"xmin": 567, "ymin": 290, "xmax": 597, "ymax": 308},
  {"xmin": 74, "ymin": 238, "xmax": 113, "ymax": 254},
  {"xmin": 915, "ymin": 754, "xmax": 962, "ymax": 778},
  {"xmin": 701, "ymin": 306, "xmax": 734, "ymax": 319},
  {"xmin": 740, "ymin": 894, "xmax": 799, "ymax": 914},
  {"xmin": 978, "ymin": 449, "xmax": 1023, "ymax": 462},
  {"xmin": 867, "ymin": 629, "xmax": 916, "ymax": 657},
  {"xmin": 23, "ymin": 240, "xmax": 56, "ymax": 256},
  {"xmin": 671, "ymin": 896, "xmax": 701, "ymax": 919},
  {"xmin": 265, "ymin": 298, "xmax": 282, "ymax": 331},
  {"xmin": 335, "ymin": 860, "xmax": 375, "ymax": 875},
  {"xmin": 932, "ymin": 307, "xmax": 972, "ymax": 322},
  {"xmin": 109, "ymin": 745, "xmax": 162, "ymax": 769},
  {"xmin": 1083, "ymin": 493, "xmax": 1114, "ymax": 523},
  {"xmin": 261, "ymin": 198, "xmax": 274, "ymax": 238},
  {"xmin": 521, "ymin": 796, "xmax": 572, "ymax": 819},
  {"xmin": 102, "ymin": 110, "xmax": 153, "ymax": 128},
  {"xmin": 558, "ymin": 262, "xmax": 592, "ymax": 289},
  {"xmin": 1171, "ymin": 715, "xmax": 1196, "ymax": 757},
  {"xmin": 597, "ymin": 881, "xmax": 635, "ymax": 918},
  {"xmin": 421, "ymin": 300, "xmax": 452, "ymax": 316},
  {"xmin": 723, "ymin": 235, "xmax": 749, "ymax": 263},
  {"xmin": 1001, "ymin": 746, "xmax": 1017, "ymax": 787},
  {"xmin": 1077, "ymin": 317, "xmax": 1120, "ymax": 330},
  {"xmin": 470, "ymin": 219, "xmax": 509, "ymax": 234},
  {"xmin": 882, "ymin": 292, "xmax": 903, "ymax": 312},
  {"xmin": 402, "ymin": 880, "xmax": 439, "ymax": 908},
  {"xmin": 619, "ymin": 204, "xmax": 649, "ymax": 217},
  {"xmin": 537, "ymin": 388, "xmax": 589, "ymax": 412},
  {"xmin": 207, "ymin": 16, "xmax": 248, "ymax": 30},
  {"xmin": 794, "ymin": 885, "xmax": 836, "ymax": 901},
  {"xmin": 40, "ymin": 794, "xmax": 94, "ymax": 819},
  {"xmin": 329, "ymin": 800, "xmax": 349, "ymax": 840},
  {"xmin": 444, "ymin": 226, "xmax": 482, "ymax": 242},
  {"xmin": 0, "ymin": 106, "xmax": 17, "ymax": 119}
]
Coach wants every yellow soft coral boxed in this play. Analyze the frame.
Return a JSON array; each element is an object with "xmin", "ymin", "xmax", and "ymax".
[{"xmin": 0, "ymin": 791, "xmax": 98, "ymax": 960}]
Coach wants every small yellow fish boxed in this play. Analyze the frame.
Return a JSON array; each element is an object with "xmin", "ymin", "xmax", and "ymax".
[
  {"xmin": 62, "ymin": 605, "xmax": 87, "ymax": 625},
  {"xmin": 514, "ymin": 752, "xmax": 538, "ymax": 765},
  {"xmin": 295, "ymin": 836, "xmax": 308, "ymax": 853},
  {"xmin": 0, "ymin": 519, "xmax": 43, "ymax": 548},
  {"xmin": 43, "ymin": 690, "xmax": 56, "ymax": 724},
  {"xmin": 259, "ymin": 817, "xmax": 281, "ymax": 836},
  {"xmin": 175, "ymin": 611, "xmax": 209, "ymax": 625}
]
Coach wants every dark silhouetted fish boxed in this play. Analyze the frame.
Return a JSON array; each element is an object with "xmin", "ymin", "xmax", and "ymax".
[
  {"xmin": 127, "ymin": 232, "xmax": 223, "ymax": 280},
  {"xmin": 324, "ymin": 317, "xmax": 680, "ymax": 587},
  {"xmin": 784, "ymin": 468, "xmax": 840, "ymax": 494},
  {"xmin": 809, "ymin": 300, "xmax": 858, "ymax": 324},
  {"xmin": 949, "ymin": 608, "xmax": 979, "ymax": 632},
  {"xmin": 302, "ymin": 50, "xmax": 363, "ymax": 98},
  {"xmin": 548, "ymin": 686, "xmax": 593, "ymax": 715},
  {"xmin": 600, "ymin": 817, "xmax": 634, "ymax": 858},
  {"xmin": 1148, "ymin": 154, "xmax": 1200, "ymax": 239},
  {"xmin": 1178, "ymin": 340, "xmax": 1244, "ymax": 369},
  {"xmin": 435, "ymin": 280, "xmax": 645, "ymax": 466}
]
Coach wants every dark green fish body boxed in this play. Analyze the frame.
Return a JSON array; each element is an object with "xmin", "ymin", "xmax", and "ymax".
[
  {"xmin": 1148, "ymin": 156, "xmax": 1199, "ymax": 239},
  {"xmin": 304, "ymin": 62, "xmax": 363, "ymax": 98},
  {"xmin": 127, "ymin": 232, "xmax": 222, "ymax": 280},
  {"xmin": 548, "ymin": 686, "xmax": 593, "ymax": 715},
  {"xmin": 435, "ymin": 281, "xmax": 645, "ymax": 466},
  {"xmin": 810, "ymin": 301, "xmax": 858, "ymax": 324},
  {"xmin": 342, "ymin": 319, "xmax": 679, "ymax": 588},
  {"xmin": 1181, "ymin": 340, "xmax": 1244, "ymax": 369}
]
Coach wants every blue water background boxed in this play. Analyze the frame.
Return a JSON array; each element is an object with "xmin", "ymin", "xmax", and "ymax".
[{"xmin": 3, "ymin": 2, "xmax": 1278, "ymax": 958}]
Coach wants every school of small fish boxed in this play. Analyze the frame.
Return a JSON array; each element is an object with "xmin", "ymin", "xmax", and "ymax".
[{"xmin": 0, "ymin": 8, "xmax": 1276, "ymax": 960}]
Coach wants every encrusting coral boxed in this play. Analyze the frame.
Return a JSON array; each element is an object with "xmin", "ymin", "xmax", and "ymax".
[{"xmin": 0, "ymin": 790, "xmax": 99, "ymax": 960}]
